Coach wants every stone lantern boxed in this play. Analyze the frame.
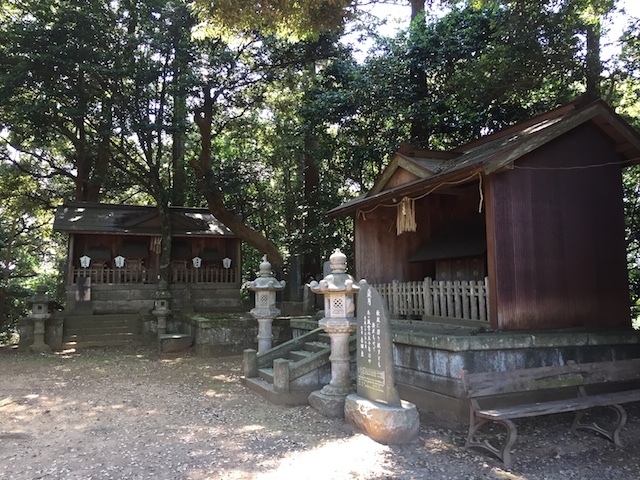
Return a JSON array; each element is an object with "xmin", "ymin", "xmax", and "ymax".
[
  {"xmin": 28, "ymin": 285, "xmax": 55, "ymax": 352},
  {"xmin": 308, "ymin": 248, "xmax": 360, "ymax": 417},
  {"xmin": 152, "ymin": 279, "xmax": 172, "ymax": 336},
  {"xmin": 244, "ymin": 255, "xmax": 286, "ymax": 354}
]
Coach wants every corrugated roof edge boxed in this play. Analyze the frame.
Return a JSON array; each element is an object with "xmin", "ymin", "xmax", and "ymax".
[{"xmin": 327, "ymin": 96, "xmax": 640, "ymax": 220}]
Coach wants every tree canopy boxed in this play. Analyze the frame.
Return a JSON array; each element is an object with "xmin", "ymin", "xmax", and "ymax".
[{"xmin": 1, "ymin": 0, "xmax": 640, "ymax": 334}]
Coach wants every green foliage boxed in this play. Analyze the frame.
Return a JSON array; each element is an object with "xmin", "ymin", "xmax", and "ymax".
[
  {"xmin": 0, "ymin": 161, "xmax": 65, "ymax": 341},
  {"xmin": 624, "ymin": 165, "xmax": 640, "ymax": 320},
  {"xmin": 193, "ymin": 0, "xmax": 353, "ymax": 39},
  {"xmin": 0, "ymin": 0, "xmax": 127, "ymax": 201},
  {"xmin": 1, "ymin": 0, "xmax": 640, "ymax": 329}
]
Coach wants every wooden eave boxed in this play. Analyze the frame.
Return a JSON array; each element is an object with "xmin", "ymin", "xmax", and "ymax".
[
  {"xmin": 368, "ymin": 154, "xmax": 436, "ymax": 196},
  {"xmin": 54, "ymin": 202, "xmax": 237, "ymax": 238},
  {"xmin": 452, "ymin": 102, "xmax": 579, "ymax": 153},
  {"xmin": 480, "ymin": 102, "xmax": 640, "ymax": 174},
  {"xmin": 326, "ymin": 165, "xmax": 484, "ymax": 220}
]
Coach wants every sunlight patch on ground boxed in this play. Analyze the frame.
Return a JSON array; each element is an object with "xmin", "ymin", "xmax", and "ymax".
[
  {"xmin": 207, "ymin": 373, "xmax": 238, "ymax": 382},
  {"xmin": 160, "ymin": 357, "xmax": 190, "ymax": 365},
  {"xmin": 54, "ymin": 348, "xmax": 77, "ymax": 356},
  {"xmin": 424, "ymin": 437, "xmax": 457, "ymax": 453},
  {"xmin": 491, "ymin": 469, "xmax": 528, "ymax": 480},
  {"xmin": 251, "ymin": 434, "xmax": 393, "ymax": 480},
  {"xmin": 236, "ymin": 424, "xmax": 265, "ymax": 433}
]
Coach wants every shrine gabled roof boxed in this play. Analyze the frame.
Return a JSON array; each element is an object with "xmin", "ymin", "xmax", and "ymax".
[
  {"xmin": 327, "ymin": 96, "xmax": 640, "ymax": 219},
  {"xmin": 53, "ymin": 202, "xmax": 236, "ymax": 237},
  {"xmin": 367, "ymin": 146, "xmax": 461, "ymax": 196}
]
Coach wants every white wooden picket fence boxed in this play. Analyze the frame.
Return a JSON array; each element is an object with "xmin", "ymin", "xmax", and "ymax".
[{"xmin": 372, "ymin": 277, "xmax": 489, "ymax": 322}]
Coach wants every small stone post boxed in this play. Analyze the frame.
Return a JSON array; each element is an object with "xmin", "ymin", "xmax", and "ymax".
[
  {"xmin": 244, "ymin": 255, "xmax": 286, "ymax": 354},
  {"xmin": 28, "ymin": 285, "xmax": 54, "ymax": 353},
  {"xmin": 152, "ymin": 280, "xmax": 172, "ymax": 336},
  {"xmin": 307, "ymin": 249, "xmax": 359, "ymax": 418}
]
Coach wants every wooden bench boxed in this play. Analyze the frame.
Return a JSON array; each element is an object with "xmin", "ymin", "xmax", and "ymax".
[{"xmin": 461, "ymin": 358, "xmax": 640, "ymax": 466}]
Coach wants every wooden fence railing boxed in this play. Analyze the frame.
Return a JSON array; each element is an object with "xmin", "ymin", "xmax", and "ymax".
[
  {"xmin": 74, "ymin": 267, "xmax": 157, "ymax": 284},
  {"xmin": 372, "ymin": 277, "xmax": 489, "ymax": 321},
  {"xmin": 171, "ymin": 267, "xmax": 237, "ymax": 284},
  {"xmin": 73, "ymin": 267, "xmax": 237, "ymax": 285}
]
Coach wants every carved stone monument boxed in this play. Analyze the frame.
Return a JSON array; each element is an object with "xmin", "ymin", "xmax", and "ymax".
[{"xmin": 344, "ymin": 280, "xmax": 420, "ymax": 443}]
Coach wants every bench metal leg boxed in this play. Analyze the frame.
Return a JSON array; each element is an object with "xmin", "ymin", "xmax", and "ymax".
[
  {"xmin": 465, "ymin": 409, "xmax": 518, "ymax": 467},
  {"xmin": 571, "ymin": 404, "xmax": 627, "ymax": 446}
]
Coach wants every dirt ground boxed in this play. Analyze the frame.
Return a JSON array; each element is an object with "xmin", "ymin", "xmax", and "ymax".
[{"xmin": 1, "ymin": 345, "xmax": 639, "ymax": 480}]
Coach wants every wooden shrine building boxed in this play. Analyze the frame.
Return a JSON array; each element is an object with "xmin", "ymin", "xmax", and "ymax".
[
  {"xmin": 328, "ymin": 96, "xmax": 640, "ymax": 331},
  {"xmin": 54, "ymin": 202, "xmax": 242, "ymax": 314},
  {"xmin": 327, "ymin": 97, "xmax": 640, "ymax": 419}
]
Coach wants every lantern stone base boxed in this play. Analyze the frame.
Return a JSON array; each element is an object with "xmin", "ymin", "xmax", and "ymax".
[
  {"xmin": 158, "ymin": 333, "xmax": 194, "ymax": 353},
  {"xmin": 344, "ymin": 394, "xmax": 420, "ymax": 444},
  {"xmin": 308, "ymin": 390, "xmax": 348, "ymax": 418},
  {"xmin": 30, "ymin": 318, "xmax": 52, "ymax": 353},
  {"xmin": 29, "ymin": 342, "xmax": 51, "ymax": 353}
]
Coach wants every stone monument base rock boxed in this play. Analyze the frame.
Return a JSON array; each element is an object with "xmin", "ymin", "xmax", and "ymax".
[{"xmin": 344, "ymin": 394, "xmax": 420, "ymax": 444}]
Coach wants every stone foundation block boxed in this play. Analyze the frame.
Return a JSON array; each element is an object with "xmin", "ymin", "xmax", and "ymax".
[
  {"xmin": 158, "ymin": 333, "xmax": 194, "ymax": 353},
  {"xmin": 344, "ymin": 394, "xmax": 420, "ymax": 444},
  {"xmin": 308, "ymin": 390, "xmax": 347, "ymax": 418}
]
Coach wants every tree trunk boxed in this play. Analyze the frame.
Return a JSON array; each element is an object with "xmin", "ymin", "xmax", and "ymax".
[
  {"xmin": 302, "ymin": 131, "xmax": 321, "ymax": 278},
  {"xmin": 585, "ymin": 19, "xmax": 602, "ymax": 97},
  {"xmin": 192, "ymin": 89, "xmax": 284, "ymax": 271},
  {"xmin": 301, "ymin": 54, "xmax": 322, "ymax": 278},
  {"xmin": 0, "ymin": 225, "xmax": 16, "ymax": 333},
  {"xmin": 170, "ymin": 5, "xmax": 189, "ymax": 206},
  {"xmin": 171, "ymin": 96, "xmax": 187, "ymax": 206},
  {"xmin": 0, "ymin": 286, "xmax": 6, "ymax": 335},
  {"xmin": 74, "ymin": 103, "xmax": 111, "ymax": 202},
  {"xmin": 409, "ymin": 0, "xmax": 430, "ymax": 146},
  {"xmin": 157, "ymin": 202, "xmax": 172, "ymax": 286},
  {"xmin": 84, "ymin": 135, "xmax": 111, "ymax": 202}
]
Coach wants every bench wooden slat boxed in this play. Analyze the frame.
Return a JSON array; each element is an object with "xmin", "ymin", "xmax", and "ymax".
[
  {"xmin": 477, "ymin": 388, "xmax": 640, "ymax": 420},
  {"xmin": 462, "ymin": 358, "xmax": 640, "ymax": 398},
  {"xmin": 462, "ymin": 358, "xmax": 640, "ymax": 466}
]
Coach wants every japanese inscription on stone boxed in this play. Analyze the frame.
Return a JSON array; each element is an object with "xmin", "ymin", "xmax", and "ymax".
[{"xmin": 356, "ymin": 280, "xmax": 401, "ymax": 407}]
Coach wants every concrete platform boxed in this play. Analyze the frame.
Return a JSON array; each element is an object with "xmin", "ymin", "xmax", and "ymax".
[{"xmin": 390, "ymin": 319, "xmax": 640, "ymax": 421}]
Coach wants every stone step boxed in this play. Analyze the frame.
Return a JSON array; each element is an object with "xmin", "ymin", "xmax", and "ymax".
[
  {"xmin": 61, "ymin": 313, "xmax": 145, "ymax": 350},
  {"xmin": 64, "ymin": 313, "xmax": 140, "ymax": 324},
  {"xmin": 318, "ymin": 333, "xmax": 331, "ymax": 343},
  {"xmin": 289, "ymin": 349, "xmax": 313, "ymax": 361},
  {"xmin": 304, "ymin": 340, "xmax": 331, "ymax": 353},
  {"xmin": 242, "ymin": 332, "xmax": 355, "ymax": 406},
  {"xmin": 241, "ymin": 376, "xmax": 315, "ymax": 406},
  {"xmin": 258, "ymin": 367, "xmax": 275, "ymax": 383},
  {"xmin": 64, "ymin": 324, "xmax": 140, "ymax": 334},
  {"xmin": 63, "ymin": 332, "xmax": 142, "ymax": 343},
  {"xmin": 64, "ymin": 319, "xmax": 140, "ymax": 332},
  {"xmin": 61, "ymin": 337, "xmax": 144, "ymax": 350}
]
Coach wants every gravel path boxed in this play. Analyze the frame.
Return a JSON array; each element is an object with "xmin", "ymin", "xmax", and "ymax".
[{"xmin": 1, "ymin": 346, "xmax": 639, "ymax": 480}]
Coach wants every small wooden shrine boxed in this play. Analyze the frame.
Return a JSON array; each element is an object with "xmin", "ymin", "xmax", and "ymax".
[
  {"xmin": 328, "ymin": 96, "xmax": 640, "ymax": 331},
  {"xmin": 54, "ymin": 202, "xmax": 242, "ymax": 313}
]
